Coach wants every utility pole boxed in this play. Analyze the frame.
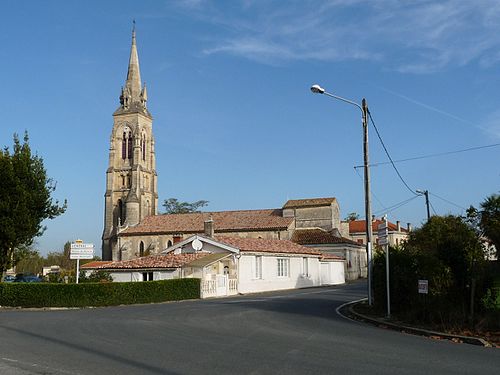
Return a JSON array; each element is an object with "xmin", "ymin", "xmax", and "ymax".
[
  {"xmin": 362, "ymin": 98, "xmax": 373, "ymax": 306},
  {"xmin": 417, "ymin": 190, "xmax": 430, "ymax": 221}
]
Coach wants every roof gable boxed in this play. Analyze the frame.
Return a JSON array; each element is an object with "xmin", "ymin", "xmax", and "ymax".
[
  {"xmin": 122, "ymin": 209, "xmax": 293, "ymax": 236},
  {"xmin": 283, "ymin": 197, "xmax": 337, "ymax": 209}
]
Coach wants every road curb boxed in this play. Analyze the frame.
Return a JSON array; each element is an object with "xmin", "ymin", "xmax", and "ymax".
[{"xmin": 340, "ymin": 300, "xmax": 493, "ymax": 348}]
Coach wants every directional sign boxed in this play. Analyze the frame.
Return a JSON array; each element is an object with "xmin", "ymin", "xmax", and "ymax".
[
  {"xmin": 378, "ymin": 222, "xmax": 388, "ymax": 246},
  {"xmin": 70, "ymin": 243, "xmax": 94, "ymax": 260}
]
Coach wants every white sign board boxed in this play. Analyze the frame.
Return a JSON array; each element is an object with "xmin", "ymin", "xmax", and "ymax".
[
  {"xmin": 70, "ymin": 243, "xmax": 94, "ymax": 260},
  {"xmin": 418, "ymin": 279, "xmax": 428, "ymax": 294},
  {"xmin": 378, "ymin": 222, "xmax": 388, "ymax": 246}
]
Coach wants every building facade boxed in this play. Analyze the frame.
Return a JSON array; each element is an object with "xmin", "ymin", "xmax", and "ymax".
[{"xmin": 102, "ymin": 29, "xmax": 158, "ymax": 261}]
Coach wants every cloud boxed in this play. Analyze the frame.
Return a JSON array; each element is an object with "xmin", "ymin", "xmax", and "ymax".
[
  {"xmin": 480, "ymin": 110, "xmax": 500, "ymax": 140},
  {"xmin": 185, "ymin": 0, "xmax": 500, "ymax": 72}
]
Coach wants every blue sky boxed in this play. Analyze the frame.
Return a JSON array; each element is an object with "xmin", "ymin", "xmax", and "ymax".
[{"xmin": 1, "ymin": 0, "xmax": 499, "ymax": 256}]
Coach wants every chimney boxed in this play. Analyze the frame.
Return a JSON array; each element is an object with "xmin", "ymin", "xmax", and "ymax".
[
  {"xmin": 407, "ymin": 223, "xmax": 412, "ymax": 232},
  {"xmin": 397, "ymin": 221, "xmax": 401, "ymax": 232},
  {"xmin": 204, "ymin": 216, "xmax": 214, "ymax": 237}
]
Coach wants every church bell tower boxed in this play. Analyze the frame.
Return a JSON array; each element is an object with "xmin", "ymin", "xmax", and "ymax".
[{"xmin": 102, "ymin": 27, "xmax": 158, "ymax": 261}]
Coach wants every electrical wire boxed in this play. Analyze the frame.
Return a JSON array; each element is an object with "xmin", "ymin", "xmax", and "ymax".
[
  {"xmin": 429, "ymin": 192, "xmax": 466, "ymax": 210},
  {"xmin": 429, "ymin": 201, "xmax": 438, "ymax": 216},
  {"xmin": 367, "ymin": 110, "xmax": 419, "ymax": 196},
  {"xmin": 353, "ymin": 142, "xmax": 500, "ymax": 169},
  {"xmin": 373, "ymin": 195, "xmax": 420, "ymax": 216},
  {"xmin": 354, "ymin": 166, "xmax": 387, "ymax": 211}
]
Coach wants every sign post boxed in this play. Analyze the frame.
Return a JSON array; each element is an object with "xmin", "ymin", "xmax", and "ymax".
[
  {"xmin": 378, "ymin": 216, "xmax": 390, "ymax": 317},
  {"xmin": 70, "ymin": 240, "xmax": 94, "ymax": 284}
]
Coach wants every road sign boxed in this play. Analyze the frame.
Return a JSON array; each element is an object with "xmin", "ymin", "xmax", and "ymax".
[
  {"xmin": 418, "ymin": 279, "xmax": 428, "ymax": 294},
  {"xmin": 70, "ymin": 243, "xmax": 94, "ymax": 260},
  {"xmin": 378, "ymin": 222, "xmax": 388, "ymax": 246}
]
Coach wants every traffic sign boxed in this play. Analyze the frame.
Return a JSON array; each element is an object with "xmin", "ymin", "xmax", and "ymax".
[
  {"xmin": 418, "ymin": 279, "xmax": 429, "ymax": 294},
  {"xmin": 70, "ymin": 243, "xmax": 94, "ymax": 260}
]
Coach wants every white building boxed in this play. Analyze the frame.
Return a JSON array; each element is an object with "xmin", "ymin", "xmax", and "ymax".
[{"xmin": 83, "ymin": 234, "xmax": 345, "ymax": 298}]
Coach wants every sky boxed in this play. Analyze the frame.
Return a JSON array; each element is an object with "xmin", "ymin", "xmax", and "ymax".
[{"xmin": 1, "ymin": 0, "xmax": 499, "ymax": 256}]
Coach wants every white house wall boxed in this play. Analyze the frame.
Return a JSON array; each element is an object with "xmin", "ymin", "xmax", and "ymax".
[
  {"xmin": 109, "ymin": 270, "xmax": 177, "ymax": 282},
  {"xmin": 237, "ymin": 254, "xmax": 322, "ymax": 294}
]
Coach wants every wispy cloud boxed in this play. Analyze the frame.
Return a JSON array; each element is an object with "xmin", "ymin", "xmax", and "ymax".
[
  {"xmin": 480, "ymin": 110, "xmax": 500, "ymax": 140},
  {"xmin": 180, "ymin": 0, "xmax": 500, "ymax": 73}
]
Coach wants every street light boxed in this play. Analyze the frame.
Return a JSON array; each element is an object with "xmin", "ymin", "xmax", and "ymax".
[{"xmin": 310, "ymin": 84, "xmax": 374, "ymax": 306}]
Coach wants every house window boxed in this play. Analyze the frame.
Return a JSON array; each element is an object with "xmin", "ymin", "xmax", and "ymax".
[
  {"xmin": 139, "ymin": 241, "xmax": 145, "ymax": 257},
  {"xmin": 255, "ymin": 256, "xmax": 262, "ymax": 279},
  {"xmin": 277, "ymin": 258, "xmax": 289, "ymax": 277},
  {"xmin": 302, "ymin": 257, "xmax": 308, "ymax": 276},
  {"xmin": 142, "ymin": 272, "xmax": 153, "ymax": 281},
  {"xmin": 357, "ymin": 239, "xmax": 364, "ymax": 244}
]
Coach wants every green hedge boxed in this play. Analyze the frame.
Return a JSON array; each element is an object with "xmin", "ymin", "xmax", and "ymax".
[{"xmin": 0, "ymin": 278, "xmax": 200, "ymax": 308}]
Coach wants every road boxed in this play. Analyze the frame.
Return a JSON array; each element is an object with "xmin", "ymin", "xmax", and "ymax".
[{"xmin": 0, "ymin": 281, "xmax": 498, "ymax": 374}]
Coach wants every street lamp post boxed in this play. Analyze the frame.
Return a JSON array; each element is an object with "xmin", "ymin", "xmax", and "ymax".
[{"xmin": 311, "ymin": 84, "xmax": 374, "ymax": 306}]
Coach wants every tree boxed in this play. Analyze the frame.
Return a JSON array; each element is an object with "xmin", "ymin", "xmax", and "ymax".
[
  {"xmin": 162, "ymin": 198, "xmax": 208, "ymax": 214},
  {"xmin": 0, "ymin": 133, "xmax": 66, "ymax": 279},
  {"xmin": 14, "ymin": 248, "xmax": 44, "ymax": 275},
  {"xmin": 479, "ymin": 193, "xmax": 500, "ymax": 259},
  {"xmin": 344, "ymin": 212, "xmax": 360, "ymax": 221}
]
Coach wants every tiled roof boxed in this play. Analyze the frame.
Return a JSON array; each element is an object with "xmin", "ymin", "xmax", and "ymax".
[
  {"xmin": 81, "ymin": 261, "xmax": 113, "ymax": 269},
  {"xmin": 84, "ymin": 253, "xmax": 209, "ymax": 270},
  {"xmin": 122, "ymin": 209, "xmax": 293, "ymax": 236},
  {"xmin": 291, "ymin": 228, "xmax": 360, "ymax": 246},
  {"xmin": 215, "ymin": 236, "xmax": 321, "ymax": 255},
  {"xmin": 283, "ymin": 197, "xmax": 336, "ymax": 209},
  {"xmin": 320, "ymin": 253, "xmax": 345, "ymax": 261},
  {"xmin": 349, "ymin": 219, "xmax": 408, "ymax": 234}
]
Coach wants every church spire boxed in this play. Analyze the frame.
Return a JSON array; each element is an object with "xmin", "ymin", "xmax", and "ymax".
[
  {"xmin": 125, "ymin": 22, "xmax": 142, "ymax": 103},
  {"xmin": 116, "ymin": 22, "xmax": 151, "ymax": 117}
]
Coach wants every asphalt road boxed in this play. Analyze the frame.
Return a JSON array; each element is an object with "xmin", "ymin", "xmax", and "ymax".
[{"xmin": 0, "ymin": 281, "xmax": 499, "ymax": 374}]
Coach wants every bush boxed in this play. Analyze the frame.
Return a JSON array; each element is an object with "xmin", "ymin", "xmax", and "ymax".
[{"xmin": 0, "ymin": 278, "xmax": 200, "ymax": 308}]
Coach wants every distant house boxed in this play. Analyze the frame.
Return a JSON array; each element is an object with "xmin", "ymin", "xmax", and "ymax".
[
  {"xmin": 291, "ymin": 228, "xmax": 366, "ymax": 281},
  {"xmin": 84, "ymin": 225, "xmax": 346, "ymax": 298},
  {"xmin": 347, "ymin": 217, "xmax": 411, "ymax": 247}
]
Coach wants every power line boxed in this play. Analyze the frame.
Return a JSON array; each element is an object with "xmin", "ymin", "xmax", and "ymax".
[
  {"xmin": 367, "ymin": 110, "xmax": 419, "ymax": 196},
  {"xmin": 430, "ymin": 192, "xmax": 466, "ymax": 210},
  {"xmin": 354, "ymin": 142, "xmax": 500, "ymax": 169},
  {"xmin": 429, "ymin": 201, "xmax": 438, "ymax": 216},
  {"xmin": 354, "ymin": 167, "xmax": 387, "ymax": 211},
  {"xmin": 373, "ymin": 195, "xmax": 420, "ymax": 216}
]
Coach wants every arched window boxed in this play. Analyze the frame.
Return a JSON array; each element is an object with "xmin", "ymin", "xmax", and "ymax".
[
  {"xmin": 117, "ymin": 199, "xmax": 125, "ymax": 226},
  {"xmin": 142, "ymin": 134, "xmax": 146, "ymax": 161},
  {"xmin": 128, "ymin": 134, "xmax": 133, "ymax": 160},
  {"xmin": 146, "ymin": 200, "xmax": 151, "ymax": 216},
  {"xmin": 139, "ymin": 241, "xmax": 145, "ymax": 257},
  {"xmin": 122, "ymin": 132, "xmax": 127, "ymax": 160},
  {"xmin": 167, "ymin": 240, "xmax": 172, "ymax": 248}
]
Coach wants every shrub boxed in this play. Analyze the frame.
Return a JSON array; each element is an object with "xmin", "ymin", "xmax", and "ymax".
[{"xmin": 0, "ymin": 278, "xmax": 200, "ymax": 308}]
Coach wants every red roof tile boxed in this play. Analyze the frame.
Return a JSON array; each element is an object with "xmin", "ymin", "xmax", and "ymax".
[
  {"xmin": 348, "ymin": 219, "xmax": 408, "ymax": 234},
  {"xmin": 85, "ymin": 253, "xmax": 208, "ymax": 270},
  {"xmin": 320, "ymin": 253, "xmax": 345, "ymax": 261},
  {"xmin": 81, "ymin": 261, "xmax": 113, "ymax": 269},
  {"xmin": 122, "ymin": 209, "xmax": 293, "ymax": 236},
  {"xmin": 291, "ymin": 228, "xmax": 360, "ymax": 246},
  {"xmin": 214, "ymin": 236, "xmax": 321, "ymax": 255},
  {"xmin": 283, "ymin": 197, "xmax": 336, "ymax": 209}
]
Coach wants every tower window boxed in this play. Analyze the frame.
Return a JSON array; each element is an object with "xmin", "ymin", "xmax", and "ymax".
[
  {"xmin": 142, "ymin": 134, "xmax": 146, "ymax": 161},
  {"xmin": 127, "ymin": 175, "xmax": 131, "ymax": 188},
  {"xmin": 122, "ymin": 132, "xmax": 127, "ymax": 160},
  {"xmin": 117, "ymin": 199, "xmax": 125, "ymax": 226},
  {"xmin": 121, "ymin": 175, "xmax": 125, "ymax": 187},
  {"xmin": 127, "ymin": 134, "xmax": 133, "ymax": 160}
]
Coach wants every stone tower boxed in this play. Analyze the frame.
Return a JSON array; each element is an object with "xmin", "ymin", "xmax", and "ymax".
[{"xmin": 102, "ymin": 28, "xmax": 158, "ymax": 261}]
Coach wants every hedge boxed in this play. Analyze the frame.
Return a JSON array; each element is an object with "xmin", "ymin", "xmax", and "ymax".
[{"xmin": 0, "ymin": 278, "xmax": 200, "ymax": 308}]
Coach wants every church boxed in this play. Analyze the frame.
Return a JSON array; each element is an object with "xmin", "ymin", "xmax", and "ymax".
[{"xmin": 101, "ymin": 29, "xmax": 368, "ymax": 282}]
